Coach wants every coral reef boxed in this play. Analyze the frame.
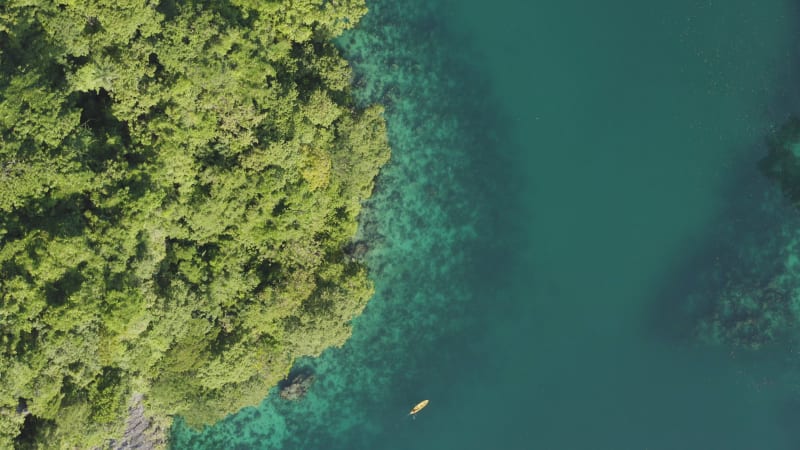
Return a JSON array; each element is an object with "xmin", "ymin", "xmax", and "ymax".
[
  {"xmin": 697, "ymin": 277, "xmax": 795, "ymax": 349},
  {"xmin": 759, "ymin": 117, "xmax": 800, "ymax": 207},
  {"xmin": 694, "ymin": 117, "xmax": 800, "ymax": 349}
]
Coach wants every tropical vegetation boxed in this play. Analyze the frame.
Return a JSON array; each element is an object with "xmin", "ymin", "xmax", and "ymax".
[{"xmin": 0, "ymin": 0, "xmax": 389, "ymax": 447}]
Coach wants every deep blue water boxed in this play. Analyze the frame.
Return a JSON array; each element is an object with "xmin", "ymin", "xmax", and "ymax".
[{"xmin": 172, "ymin": 1, "xmax": 800, "ymax": 448}]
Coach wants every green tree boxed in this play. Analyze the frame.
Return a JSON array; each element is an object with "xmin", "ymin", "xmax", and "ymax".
[{"xmin": 0, "ymin": 0, "xmax": 389, "ymax": 447}]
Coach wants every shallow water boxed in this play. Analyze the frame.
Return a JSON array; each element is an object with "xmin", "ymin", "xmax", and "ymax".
[{"xmin": 172, "ymin": 1, "xmax": 800, "ymax": 448}]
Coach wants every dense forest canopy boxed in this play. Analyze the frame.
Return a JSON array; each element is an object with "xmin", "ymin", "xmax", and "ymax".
[{"xmin": 0, "ymin": 0, "xmax": 389, "ymax": 447}]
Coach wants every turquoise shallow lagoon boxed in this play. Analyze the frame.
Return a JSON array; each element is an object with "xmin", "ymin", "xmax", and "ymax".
[{"xmin": 172, "ymin": 1, "xmax": 800, "ymax": 448}]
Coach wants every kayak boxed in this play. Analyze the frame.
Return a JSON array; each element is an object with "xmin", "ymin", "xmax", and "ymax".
[{"xmin": 409, "ymin": 399, "xmax": 429, "ymax": 416}]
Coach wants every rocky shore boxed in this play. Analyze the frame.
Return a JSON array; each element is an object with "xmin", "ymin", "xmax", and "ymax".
[{"xmin": 109, "ymin": 394, "xmax": 166, "ymax": 450}]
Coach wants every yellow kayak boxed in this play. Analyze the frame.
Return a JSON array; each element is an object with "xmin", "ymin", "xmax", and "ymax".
[{"xmin": 409, "ymin": 399, "xmax": 429, "ymax": 416}]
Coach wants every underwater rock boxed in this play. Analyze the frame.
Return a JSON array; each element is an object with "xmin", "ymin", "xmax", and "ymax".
[
  {"xmin": 697, "ymin": 278, "xmax": 795, "ymax": 350},
  {"xmin": 688, "ymin": 121, "xmax": 800, "ymax": 351},
  {"xmin": 344, "ymin": 240, "xmax": 370, "ymax": 260},
  {"xmin": 759, "ymin": 116, "xmax": 800, "ymax": 207},
  {"xmin": 279, "ymin": 373, "xmax": 315, "ymax": 401}
]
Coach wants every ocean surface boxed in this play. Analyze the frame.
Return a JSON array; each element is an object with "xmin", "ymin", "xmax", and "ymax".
[{"xmin": 171, "ymin": 1, "xmax": 800, "ymax": 448}]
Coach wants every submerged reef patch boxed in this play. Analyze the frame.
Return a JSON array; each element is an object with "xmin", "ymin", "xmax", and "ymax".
[{"xmin": 691, "ymin": 118, "xmax": 800, "ymax": 350}]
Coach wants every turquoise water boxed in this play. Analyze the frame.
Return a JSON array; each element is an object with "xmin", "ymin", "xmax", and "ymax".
[{"xmin": 172, "ymin": 1, "xmax": 800, "ymax": 449}]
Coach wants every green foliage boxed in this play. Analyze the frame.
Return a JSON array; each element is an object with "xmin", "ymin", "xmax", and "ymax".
[{"xmin": 0, "ymin": 0, "xmax": 389, "ymax": 447}]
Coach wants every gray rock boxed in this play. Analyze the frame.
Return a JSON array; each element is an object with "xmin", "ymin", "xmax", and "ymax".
[
  {"xmin": 279, "ymin": 373, "xmax": 315, "ymax": 401},
  {"xmin": 111, "ymin": 394, "xmax": 166, "ymax": 450}
]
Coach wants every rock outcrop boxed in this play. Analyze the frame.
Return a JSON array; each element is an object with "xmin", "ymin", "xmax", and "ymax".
[
  {"xmin": 279, "ymin": 372, "xmax": 316, "ymax": 401},
  {"xmin": 111, "ymin": 394, "xmax": 167, "ymax": 450}
]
